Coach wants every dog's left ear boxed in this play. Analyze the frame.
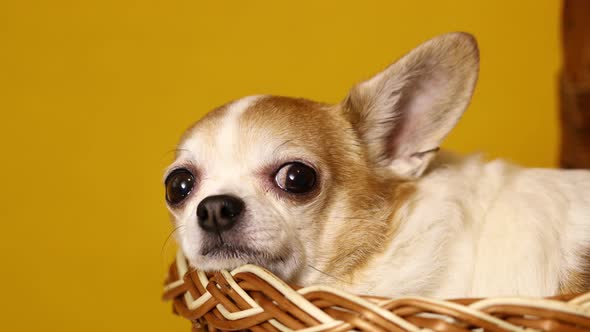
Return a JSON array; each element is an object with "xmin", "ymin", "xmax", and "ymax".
[{"xmin": 344, "ymin": 32, "xmax": 479, "ymax": 178}]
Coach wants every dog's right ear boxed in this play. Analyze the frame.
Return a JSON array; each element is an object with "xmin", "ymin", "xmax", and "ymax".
[{"xmin": 344, "ymin": 32, "xmax": 479, "ymax": 179}]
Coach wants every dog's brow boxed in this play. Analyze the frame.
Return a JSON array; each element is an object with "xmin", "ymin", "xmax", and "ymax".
[{"xmin": 272, "ymin": 139, "xmax": 294, "ymax": 155}]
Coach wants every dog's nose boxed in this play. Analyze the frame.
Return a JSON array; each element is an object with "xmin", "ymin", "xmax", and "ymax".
[{"xmin": 196, "ymin": 195, "xmax": 245, "ymax": 233}]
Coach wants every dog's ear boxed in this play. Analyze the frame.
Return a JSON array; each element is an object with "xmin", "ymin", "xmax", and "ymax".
[{"xmin": 344, "ymin": 32, "xmax": 479, "ymax": 178}]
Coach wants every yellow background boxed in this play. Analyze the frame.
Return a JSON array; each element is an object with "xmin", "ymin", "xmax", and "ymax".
[{"xmin": 0, "ymin": 1, "xmax": 560, "ymax": 331}]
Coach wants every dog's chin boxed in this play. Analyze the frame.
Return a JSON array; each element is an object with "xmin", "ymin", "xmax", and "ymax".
[{"xmin": 190, "ymin": 244, "xmax": 300, "ymax": 281}]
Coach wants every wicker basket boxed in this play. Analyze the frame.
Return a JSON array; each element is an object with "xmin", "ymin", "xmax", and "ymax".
[{"xmin": 163, "ymin": 251, "xmax": 590, "ymax": 332}]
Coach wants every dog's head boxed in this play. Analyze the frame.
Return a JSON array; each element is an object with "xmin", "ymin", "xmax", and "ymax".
[{"xmin": 164, "ymin": 33, "xmax": 479, "ymax": 282}]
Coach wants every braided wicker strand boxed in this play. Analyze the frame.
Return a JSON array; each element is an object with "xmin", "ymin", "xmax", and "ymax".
[{"xmin": 163, "ymin": 251, "xmax": 590, "ymax": 332}]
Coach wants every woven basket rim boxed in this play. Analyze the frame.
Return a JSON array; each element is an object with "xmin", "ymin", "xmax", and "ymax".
[{"xmin": 164, "ymin": 250, "xmax": 590, "ymax": 332}]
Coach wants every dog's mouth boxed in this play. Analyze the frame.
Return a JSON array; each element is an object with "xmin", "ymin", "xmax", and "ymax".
[
  {"xmin": 200, "ymin": 241, "xmax": 288, "ymax": 266},
  {"xmin": 202, "ymin": 243, "xmax": 262, "ymax": 259},
  {"xmin": 192, "ymin": 235, "xmax": 300, "ymax": 281}
]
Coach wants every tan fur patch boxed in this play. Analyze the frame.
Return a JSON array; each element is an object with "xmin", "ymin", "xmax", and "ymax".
[
  {"xmin": 559, "ymin": 250, "xmax": 590, "ymax": 294},
  {"xmin": 239, "ymin": 96, "xmax": 337, "ymax": 154},
  {"xmin": 323, "ymin": 180, "xmax": 416, "ymax": 282}
]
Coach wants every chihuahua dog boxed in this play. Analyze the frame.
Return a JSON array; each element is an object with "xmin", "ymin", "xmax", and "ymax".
[{"xmin": 164, "ymin": 32, "xmax": 590, "ymax": 298}]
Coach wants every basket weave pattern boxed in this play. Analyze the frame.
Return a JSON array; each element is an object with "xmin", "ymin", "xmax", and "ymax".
[{"xmin": 163, "ymin": 251, "xmax": 590, "ymax": 332}]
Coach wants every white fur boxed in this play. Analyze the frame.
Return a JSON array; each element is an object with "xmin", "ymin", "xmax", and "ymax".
[
  {"xmin": 344, "ymin": 152, "xmax": 590, "ymax": 297},
  {"xmin": 170, "ymin": 96, "xmax": 266, "ymax": 271}
]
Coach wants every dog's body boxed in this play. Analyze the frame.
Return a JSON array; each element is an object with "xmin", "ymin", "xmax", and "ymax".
[
  {"xmin": 321, "ymin": 151, "xmax": 590, "ymax": 298},
  {"xmin": 165, "ymin": 33, "xmax": 590, "ymax": 298}
]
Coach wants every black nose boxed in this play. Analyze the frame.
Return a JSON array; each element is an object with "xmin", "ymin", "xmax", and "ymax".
[{"xmin": 196, "ymin": 195, "xmax": 245, "ymax": 233}]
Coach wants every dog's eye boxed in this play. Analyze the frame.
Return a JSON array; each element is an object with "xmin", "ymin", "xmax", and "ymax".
[
  {"xmin": 165, "ymin": 169, "xmax": 195, "ymax": 204},
  {"xmin": 274, "ymin": 162, "xmax": 316, "ymax": 194}
]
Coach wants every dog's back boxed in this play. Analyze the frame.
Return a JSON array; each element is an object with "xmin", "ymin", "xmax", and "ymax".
[
  {"xmin": 343, "ymin": 152, "xmax": 590, "ymax": 298},
  {"xmin": 469, "ymin": 159, "xmax": 590, "ymax": 296}
]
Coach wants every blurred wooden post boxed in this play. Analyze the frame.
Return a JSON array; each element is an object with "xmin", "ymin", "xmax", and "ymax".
[{"xmin": 560, "ymin": 0, "xmax": 590, "ymax": 168}]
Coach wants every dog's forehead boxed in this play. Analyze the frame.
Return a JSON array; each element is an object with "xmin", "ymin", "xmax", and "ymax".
[
  {"xmin": 240, "ymin": 96, "xmax": 332, "ymax": 140},
  {"xmin": 178, "ymin": 95, "xmax": 335, "ymax": 167}
]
